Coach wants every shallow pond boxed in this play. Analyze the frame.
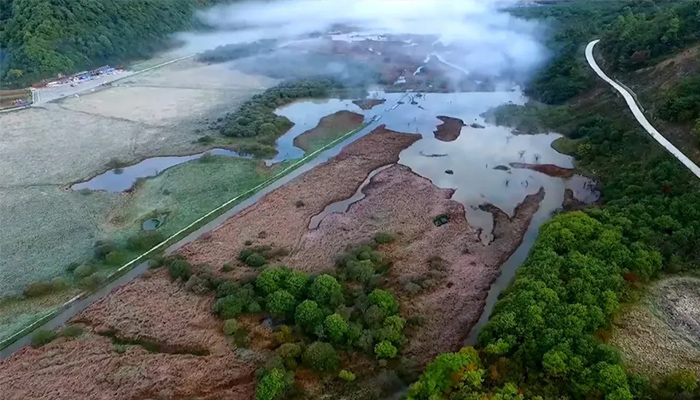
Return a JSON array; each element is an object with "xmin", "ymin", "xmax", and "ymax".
[{"xmin": 71, "ymin": 149, "xmax": 251, "ymax": 192}]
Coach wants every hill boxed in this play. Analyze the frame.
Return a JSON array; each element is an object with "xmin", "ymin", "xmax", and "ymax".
[{"xmin": 0, "ymin": 0, "xmax": 219, "ymax": 87}]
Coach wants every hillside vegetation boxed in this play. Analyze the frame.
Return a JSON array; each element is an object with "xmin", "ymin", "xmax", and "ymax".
[
  {"xmin": 409, "ymin": 1, "xmax": 700, "ymax": 399},
  {"xmin": 0, "ymin": 0, "xmax": 221, "ymax": 87}
]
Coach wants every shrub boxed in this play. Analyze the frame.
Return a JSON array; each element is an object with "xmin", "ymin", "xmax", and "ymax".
[
  {"xmin": 276, "ymin": 342, "xmax": 302, "ymax": 369},
  {"xmin": 665, "ymin": 369, "xmax": 698, "ymax": 393},
  {"xmin": 302, "ymin": 342, "xmax": 339, "ymax": 372},
  {"xmin": 51, "ymin": 277, "xmax": 67, "ymax": 291},
  {"xmin": 80, "ymin": 272, "xmax": 106, "ymax": 291},
  {"xmin": 168, "ymin": 259, "xmax": 192, "ymax": 281},
  {"xmin": 257, "ymin": 267, "xmax": 291, "ymax": 295},
  {"xmin": 363, "ymin": 305, "xmax": 387, "ymax": 327},
  {"xmin": 93, "ymin": 240, "xmax": 117, "ymax": 259},
  {"xmin": 216, "ymin": 280, "xmax": 241, "ymax": 298},
  {"xmin": 245, "ymin": 253, "xmax": 267, "ymax": 267},
  {"xmin": 256, "ymin": 369, "xmax": 288, "ymax": 400},
  {"xmin": 65, "ymin": 262, "xmax": 80, "ymax": 273},
  {"xmin": 324, "ymin": 313, "xmax": 349, "ymax": 344},
  {"xmin": 375, "ymin": 340, "xmax": 398, "ymax": 359},
  {"xmin": 223, "ymin": 319, "xmax": 239, "ymax": 335},
  {"xmin": 266, "ymin": 290, "xmax": 297, "ymax": 317},
  {"xmin": 376, "ymin": 315, "xmax": 406, "ymax": 345},
  {"xmin": 358, "ymin": 329, "xmax": 375, "ymax": 353},
  {"xmin": 375, "ymin": 232, "xmax": 394, "ymax": 244},
  {"xmin": 368, "ymin": 289, "xmax": 399, "ymax": 315},
  {"xmin": 309, "ymin": 274, "xmax": 344, "ymax": 306},
  {"xmin": 73, "ymin": 264, "xmax": 94, "ymax": 279},
  {"xmin": 127, "ymin": 231, "xmax": 165, "ymax": 251},
  {"xmin": 58, "ymin": 325, "xmax": 84, "ymax": 338},
  {"xmin": 184, "ymin": 275, "xmax": 209, "ymax": 294},
  {"xmin": 214, "ymin": 295, "xmax": 249, "ymax": 319},
  {"xmin": 222, "ymin": 263, "xmax": 233, "ymax": 272},
  {"xmin": 339, "ymin": 370, "xmax": 356, "ymax": 382},
  {"xmin": 295, "ymin": 300, "xmax": 324, "ymax": 332},
  {"xmin": 31, "ymin": 329, "xmax": 56, "ymax": 348},
  {"xmin": 23, "ymin": 281, "xmax": 54, "ymax": 298},
  {"xmin": 346, "ymin": 260, "xmax": 375, "ymax": 283},
  {"xmin": 104, "ymin": 251, "xmax": 126, "ymax": 266},
  {"xmin": 285, "ymin": 271, "xmax": 309, "ymax": 298}
]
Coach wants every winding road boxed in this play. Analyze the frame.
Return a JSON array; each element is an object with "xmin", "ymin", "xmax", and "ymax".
[{"xmin": 585, "ymin": 39, "xmax": 700, "ymax": 179}]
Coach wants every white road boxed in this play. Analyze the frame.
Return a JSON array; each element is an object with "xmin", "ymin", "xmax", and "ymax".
[
  {"xmin": 30, "ymin": 54, "xmax": 194, "ymax": 106},
  {"xmin": 585, "ymin": 39, "xmax": 700, "ymax": 179}
]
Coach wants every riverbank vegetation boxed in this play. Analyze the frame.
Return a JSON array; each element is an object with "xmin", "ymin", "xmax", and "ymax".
[{"xmin": 409, "ymin": 1, "xmax": 700, "ymax": 399}]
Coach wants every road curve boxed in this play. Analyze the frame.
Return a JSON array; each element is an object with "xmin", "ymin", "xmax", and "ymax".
[{"xmin": 585, "ymin": 39, "xmax": 700, "ymax": 179}]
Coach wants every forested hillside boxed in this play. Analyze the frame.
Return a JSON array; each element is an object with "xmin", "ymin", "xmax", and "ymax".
[
  {"xmin": 0, "ymin": 0, "xmax": 217, "ymax": 87},
  {"xmin": 408, "ymin": 1, "xmax": 700, "ymax": 399},
  {"xmin": 600, "ymin": 0, "xmax": 700, "ymax": 72}
]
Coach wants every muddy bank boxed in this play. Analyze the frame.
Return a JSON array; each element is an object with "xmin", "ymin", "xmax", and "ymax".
[
  {"xmin": 352, "ymin": 98, "xmax": 386, "ymax": 110},
  {"xmin": 292, "ymin": 110, "xmax": 365, "ymax": 152},
  {"xmin": 181, "ymin": 125, "xmax": 420, "ymax": 269},
  {"xmin": 433, "ymin": 116, "xmax": 465, "ymax": 142},
  {"xmin": 0, "ymin": 269, "xmax": 257, "ymax": 400},
  {"xmin": 509, "ymin": 162, "xmax": 574, "ymax": 178}
]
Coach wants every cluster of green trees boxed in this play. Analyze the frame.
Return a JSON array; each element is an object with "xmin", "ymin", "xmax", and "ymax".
[
  {"xmin": 216, "ymin": 79, "xmax": 342, "ymax": 156},
  {"xmin": 162, "ymin": 233, "xmax": 408, "ymax": 400},
  {"xmin": 0, "ymin": 0, "xmax": 221, "ymax": 87},
  {"xmin": 658, "ymin": 75, "xmax": 700, "ymax": 124},
  {"xmin": 197, "ymin": 39, "xmax": 278, "ymax": 64},
  {"xmin": 599, "ymin": 0, "xmax": 700, "ymax": 72}
]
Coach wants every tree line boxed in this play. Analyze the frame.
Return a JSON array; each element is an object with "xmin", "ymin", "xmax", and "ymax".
[{"xmin": 0, "ymin": 0, "xmax": 223, "ymax": 87}]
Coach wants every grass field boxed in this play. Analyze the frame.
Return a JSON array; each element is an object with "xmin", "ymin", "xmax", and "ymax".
[{"xmin": 0, "ymin": 113, "xmax": 368, "ymax": 347}]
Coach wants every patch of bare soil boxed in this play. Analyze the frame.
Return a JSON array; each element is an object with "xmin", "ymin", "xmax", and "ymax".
[
  {"xmin": 352, "ymin": 99, "xmax": 386, "ymax": 110},
  {"xmin": 293, "ymin": 110, "xmax": 365, "ymax": 152},
  {"xmin": 0, "ymin": 269, "xmax": 257, "ymax": 400},
  {"xmin": 433, "ymin": 116, "xmax": 465, "ymax": 142},
  {"xmin": 180, "ymin": 125, "xmax": 421, "ymax": 270},
  {"xmin": 611, "ymin": 277, "xmax": 700, "ymax": 378},
  {"xmin": 509, "ymin": 162, "xmax": 574, "ymax": 178}
]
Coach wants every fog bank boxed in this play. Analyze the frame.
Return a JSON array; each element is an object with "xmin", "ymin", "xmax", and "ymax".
[{"xmin": 175, "ymin": 0, "xmax": 546, "ymax": 81}]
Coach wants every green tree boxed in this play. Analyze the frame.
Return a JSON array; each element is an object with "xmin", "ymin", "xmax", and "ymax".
[
  {"xmin": 295, "ymin": 300, "xmax": 324, "ymax": 331},
  {"xmin": 256, "ymin": 369, "xmax": 287, "ymax": 400},
  {"xmin": 368, "ymin": 289, "xmax": 399, "ymax": 315},
  {"xmin": 309, "ymin": 274, "xmax": 344, "ymax": 306},
  {"xmin": 285, "ymin": 271, "xmax": 309, "ymax": 298},
  {"xmin": 323, "ymin": 313, "xmax": 349, "ymax": 344},
  {"xmin": 374, "ymin": 340, "xmax": 397, "ymax": 359},
  {"xmin": 302, "ymin": 342, "xmax": 339, "ymax": 372},
  {"xmin": 257, "ymin": 267, "xmax": 290, "ymax": 295},
  {"xmin": 266, "ymin": 290, "xmax": 297, "ymax": 317}
]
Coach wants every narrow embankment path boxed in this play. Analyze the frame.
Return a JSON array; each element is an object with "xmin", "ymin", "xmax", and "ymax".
[{"xmin": 585, "ymin": 39, "xmax": 700, "ymax": 179}]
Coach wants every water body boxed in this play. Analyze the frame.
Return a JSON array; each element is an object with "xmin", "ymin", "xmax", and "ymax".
[{"xmin": 71, "ymin": 149, "xmax": 251, "ymax": 192}]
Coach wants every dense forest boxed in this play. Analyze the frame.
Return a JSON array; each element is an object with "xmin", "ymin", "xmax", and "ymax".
[
  {"xmin": 0, "ymin": 0, "xmax": 220, "ymax": 87},
  {"xmin": 409, "ymin": 1, "xmax": 700, "ymax": 399},
  {"xmin": 599, "ymin": 0, "xmax": 700, "ymax": 72}
]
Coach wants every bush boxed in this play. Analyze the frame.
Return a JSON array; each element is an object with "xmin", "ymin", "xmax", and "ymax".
[
  {"xmin": 302, "ymin": 342, "xmax": 339, "ymax": 372},
  {"xmin": 223, "ymin": 319, "xmax": 239, "ymax": 335},
  {"xmin": 73, "ymin": 264, "xmax": 94, "ymax": 279},
  {"xmin": 58, "ymin": 325, "xmax": 84, "ymax": 338},
  {"xmin": 376, "ymin": 315, "xmax": 406, "ymax": 345},
  {"xmin": 222, "ymin": 263, "xmax": 233, "ymax": 272},
  {"xmin": 368, "ymin": 289, "xmax": 399, "ymax": 315},
  {"xmin": 256, "ymin": 369, "xmax": 288, "ymax": 400},
  {"xmin": 245, "ymin": 253, "xmax": 267, "ymax": 267},
  {"xmin": 324, "ymin": 313, "xmax": 349, "ymax": 344},
  {"xmin": 31, "ymin": 329, "xmax": 57, "ymax": 348},
  {"xmin": 65, "ymin": 262, "xmax": 81, "ymax": 273},
  {"xmin": 127, "ymin": 231, "xmax": 165, "ymax": 251},
  {"xmin": 257, "ymin": 267, "xmax": 291, "ymax": 295},
  {"xmin": 295, "ymin": 300, "xmax": 324, "ymax": 332},
  {"xmin": 375, "ymin": 232, "xmax": 394, "ymax": 244},
  {"xmin": 23, "ymin": 281, "xmax": 54, "ymax": 298},
  {"xmin": 168, "ymin": 259, "xmax": 192, "ymax": 281},
  {"xmin": 104, "ymin": 251, "xmax": 126, "ymax": 266},
  {"xmin": 285, "ymin": 271, "xmax": 309, "ymax": 298},
  {"xmin": 216, "ymin": 280, "xmax": 241, "ymax": 298},
  {"xmin": 309, "ymin": 274, "xmax": 344, "ymax": 306},
  {"xmin": 374, "ymin": 340, "xmax": 398, "ymax": 359},
  {"xmin": 276, "ymin": 343, "xmax": 302, "ymax": 369},
  {"xmin": 266, "ymin": 290, "xmax": 297, "ymax": 317},
  {"xmin": 339, "ymin": 370, "xmax": 356, "ymax": 382},
  {"xmin": 665, "ymin": 369, "xmax": 698, "ymax": 393}
]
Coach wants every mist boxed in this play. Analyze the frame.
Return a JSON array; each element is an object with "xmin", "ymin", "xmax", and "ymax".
[{"xmin": 174, "ymin": 0, "xmax": 547, "ymax": 84}]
